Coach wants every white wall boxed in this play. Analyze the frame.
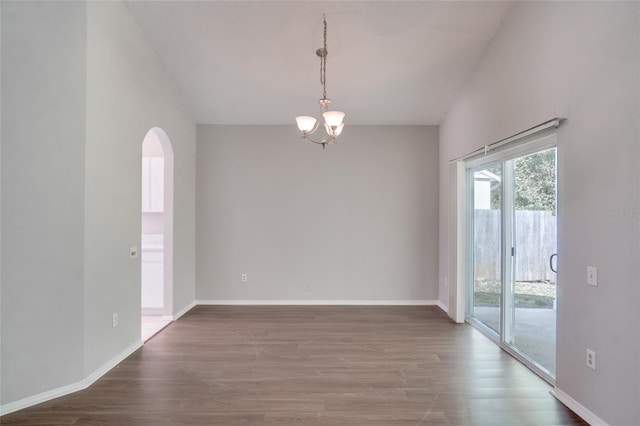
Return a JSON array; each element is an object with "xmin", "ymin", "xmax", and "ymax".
[
  {"xmin": 196, "ymin": 125, "xmax": 439, "ymax": 302},
  {"xmin": 438, "ymin": 2, "xmax": 640, "ymax": 424},
  {"xmin": 1, "ymin": 1, "xmax": 87, "ymax": 404},
  {"xmin": 84, "ymin": 1, "xmax": 196, "ymax": 375}
]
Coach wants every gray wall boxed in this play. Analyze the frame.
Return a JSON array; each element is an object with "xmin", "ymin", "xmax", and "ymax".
[
  {"xmin": 438, "ymin": 2, "xmax": 640, "ymax": 424},
  {"xmin": 197, "ymin": 125, "xmax": 439, "ymax": 302},
  {"xmin": 84, "ymin": 1, "xmax": 196, "ymax": 375},
  {"xmin": 1, "ymin": 0, "xmax": 196, "ymax": 408},
  {"xmin": 1, "ymin": 1, "xmax": 86, "ymax": 404}
]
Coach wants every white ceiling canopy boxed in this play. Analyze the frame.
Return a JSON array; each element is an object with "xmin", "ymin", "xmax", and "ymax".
[{"xmin": 123, "ymin": 1, "xmax": 511, "ymax": 126}]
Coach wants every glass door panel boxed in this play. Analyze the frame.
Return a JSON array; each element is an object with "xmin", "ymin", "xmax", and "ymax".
[
  {"xmin": 469, "ymin": 165, "xmax": 502, "ymax": 335},
  {"xmin": 504, "ymin": 148, "xmax": 557, "ymax": 376},
  {"xmin": 466, "ymin": 140, "xmax": 557, "ymax": 383}
]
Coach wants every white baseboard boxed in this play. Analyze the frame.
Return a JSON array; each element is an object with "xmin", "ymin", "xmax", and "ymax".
[
  {"xmin": 84, "ymin": 340, "xmax": 143, "ymax": 385},
  {"xmin": 196, "ymin": 299, "xmax": 439, "ymax": 306},
  {"xmin": 173, "ymin": 300, "xmax": 196, "ymax": 320},
  {"xmin": 437, "ymin": 300, "xmax": 448, "ymax": 314},
  {"xmin": 550, "ymin": 388, "xmax": 609, "ymax": 426},
  {"xmin": 0, "ymin": 340, "xmax": 142, "ymax": 417},
  {"xmin": 0, "ymin": 378, "xmax": 85, "ymax": 417}
]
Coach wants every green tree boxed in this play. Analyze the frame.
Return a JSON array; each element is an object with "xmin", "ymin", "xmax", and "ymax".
[
  {"xmin": 489, "ymin": 149, "xmax": 556, "ymax": 213},
  {"xmin": 514, "ymin": 149, "xmax": 556, "ymax": 213}
]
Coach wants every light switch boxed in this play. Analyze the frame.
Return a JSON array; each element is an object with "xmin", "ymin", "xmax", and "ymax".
[{"xmin": 130, "ymin": 246, "xmax": 138, "ymax": 259}]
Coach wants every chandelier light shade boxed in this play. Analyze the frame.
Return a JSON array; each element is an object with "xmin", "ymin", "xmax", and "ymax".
[
  {"xmin": 295, "ymin": 116, "xmax": 317, "ymax": 133},
  {"xmin": 295, "ymin": 15, "xmax": 345, "ymax": 148}
]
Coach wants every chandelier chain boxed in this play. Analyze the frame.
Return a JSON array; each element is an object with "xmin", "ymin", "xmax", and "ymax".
[{"xmin": 320, "ymin": 15, "xmax": 327, "ymax": 100}]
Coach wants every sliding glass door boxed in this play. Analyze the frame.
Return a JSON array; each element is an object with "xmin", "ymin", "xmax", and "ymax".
[
  {"xmin": 467, "ymin": 139, "xmax": 557, "ymax": 381},
  {"xmin": 504, "ymin": 148, "xmax": 557, "ymax": 375},
  {"xmin": 469, "ymin": 164, "xmax": 502, "ymax": 336}
]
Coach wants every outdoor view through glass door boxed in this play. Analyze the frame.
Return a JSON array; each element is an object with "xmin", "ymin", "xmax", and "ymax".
[
  {"xmin": 470, "ymin": 164, "xmax": 502, "ymax": 336},
  {"xmin": 505, "ymin": 148, "xmax": 557, "ymax": 375},
  {"xmin": 468, "ymin": 143, "xmax": 557, "ymax": 380}
]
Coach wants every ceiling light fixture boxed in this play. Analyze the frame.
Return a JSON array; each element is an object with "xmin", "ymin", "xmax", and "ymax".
[{"xmin": 295, "ymin": 15, "xmax": 345, "ymax": 149}]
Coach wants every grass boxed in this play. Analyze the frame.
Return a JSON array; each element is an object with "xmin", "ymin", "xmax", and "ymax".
[{"xmin": 474, "ymin": 292, "xmax": 554, "ymax": 309}]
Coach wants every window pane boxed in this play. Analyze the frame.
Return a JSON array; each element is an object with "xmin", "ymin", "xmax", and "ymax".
[{"xmin": 471, "ymin": 165, "xmax": 502, "ymax": 334}]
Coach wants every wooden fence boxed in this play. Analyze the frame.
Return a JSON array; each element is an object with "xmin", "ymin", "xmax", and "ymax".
[{"xmin": 474, "ymin": 210, "xmax": 557, "ymax": 283}]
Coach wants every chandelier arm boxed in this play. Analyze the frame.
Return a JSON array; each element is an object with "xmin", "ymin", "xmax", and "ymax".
[
  {"xmin": 301, "ymin": 133, "xmax": 337, "ymax": 145},
  {"xmin": 305, "ymin": 117, "xmax": 321, "ymax": 136}
]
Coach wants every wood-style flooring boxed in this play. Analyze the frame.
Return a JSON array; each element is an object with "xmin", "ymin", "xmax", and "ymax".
[{"xmin": 1, "ymin": 306, "xmax": 586, "ymax": 425}]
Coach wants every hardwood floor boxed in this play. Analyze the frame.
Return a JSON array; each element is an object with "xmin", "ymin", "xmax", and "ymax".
[{"xmin": 2, "ymin": 306, "xmax": 586, "ymax": 425}]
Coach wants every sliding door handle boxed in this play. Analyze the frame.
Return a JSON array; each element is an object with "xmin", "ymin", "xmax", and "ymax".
[{"xmin": 549, "ymin": 253, "xmax": 558, "ymax": 273}]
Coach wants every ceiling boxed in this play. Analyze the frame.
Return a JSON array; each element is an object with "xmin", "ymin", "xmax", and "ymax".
[{"xmin": 123, "ymin": 1, "xmax": 511, "ymax": 126}]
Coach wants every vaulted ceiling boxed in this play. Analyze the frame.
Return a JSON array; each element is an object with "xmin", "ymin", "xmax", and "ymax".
[{"xmin": 123, "ymin": 1, "xmax": 511, "ymax": 126}]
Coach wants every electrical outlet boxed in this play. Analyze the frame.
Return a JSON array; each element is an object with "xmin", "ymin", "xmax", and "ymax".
[
  {"xmin": 112, "ymin": 313, "xmax": 119, "ymax": 328},
  {"xmin": 241, "ymin": 274, "xmax": 248, "ymax": 283},
  {"xmin": 586, "ymin": 348, "xmax": 596, "ymax": 370},
  {"xmin": 587, "ymin": 266, "xmax": 598, "ymax": 286}
]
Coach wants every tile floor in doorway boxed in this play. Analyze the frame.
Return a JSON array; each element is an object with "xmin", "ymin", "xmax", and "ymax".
[{"xmin": 141, "ymin": 315, "xmax": 172, "ymax": 342}]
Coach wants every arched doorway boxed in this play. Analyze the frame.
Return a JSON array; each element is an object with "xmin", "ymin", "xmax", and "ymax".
[{"xmin": 140, "ymin": 127, "xmax": 174, "ymax": 341}]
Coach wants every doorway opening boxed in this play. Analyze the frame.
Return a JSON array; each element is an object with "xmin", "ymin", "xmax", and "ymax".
[
  {"xmin": 465, "ymin": 132, "xmax": 557, "ymax": 382},
  {"xmin": 141, "ymin": 127, "xmax": 174, "ymax": 342}
]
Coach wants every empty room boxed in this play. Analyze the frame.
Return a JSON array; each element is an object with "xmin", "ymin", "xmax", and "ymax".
[{"xmin": 1, "ymin": 1, "xmax": 638, "ymax": 425}]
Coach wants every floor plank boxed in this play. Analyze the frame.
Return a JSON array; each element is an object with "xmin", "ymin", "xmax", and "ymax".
[{"xmin": 1, "ymin": 306, "xmax": 586, "ymax": 425}]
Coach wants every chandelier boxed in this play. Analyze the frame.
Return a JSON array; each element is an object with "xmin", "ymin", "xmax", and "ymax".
[{"xmin": 295, "ymin": 16, "xmax": 346, "ymax": 149}]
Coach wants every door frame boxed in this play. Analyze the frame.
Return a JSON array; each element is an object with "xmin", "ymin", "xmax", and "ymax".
[
  {"xmin": 141, "ymin": 127, "xmax": 174, "ymax": 319},
  {"xmin": 449, "ymin": 123, "xmax": 560, "ymax": 384}
]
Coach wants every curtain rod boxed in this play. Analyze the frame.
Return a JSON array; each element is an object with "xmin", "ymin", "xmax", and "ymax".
[{"xmin": 452, "ymin": 118, "xmax": 564, "ymax": 163}]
